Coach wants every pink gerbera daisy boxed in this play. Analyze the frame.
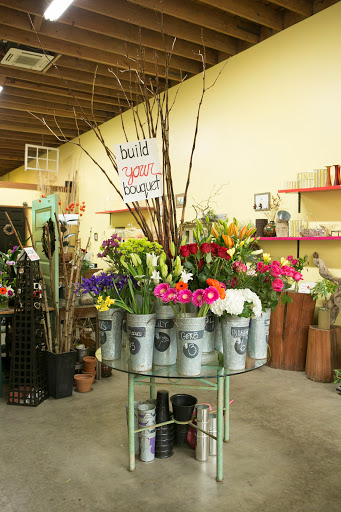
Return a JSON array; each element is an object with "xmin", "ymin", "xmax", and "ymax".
[
  {"xmin": 192, "ymin": 289, "xmax": 204, "ymax": 307},
  {"xmin": 203, "ymin": 286, "xmax": 219, "ymax": 305},
  {"xmin": 177, "ymin": 289, "xmax": 193, "ymax": 304},
  {"xmin": 154, "ymin": 283, "xmax": 170, "ymax": 298},
  {"xmin": 161, "ymin": 288, "xmax": 178, "ymax": 303}
]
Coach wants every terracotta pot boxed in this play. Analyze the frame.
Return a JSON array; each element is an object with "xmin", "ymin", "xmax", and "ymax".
[
  {"xmin": 82, "ymin": 371, "xmax": 95, "ymax": 384},
  {"xmin": 74, "ymin": 374, "xmax": 92, "ymax": 393},
  {"xmin": 83, "ymin": 356, "xmax": 97, "ymax": 371}
]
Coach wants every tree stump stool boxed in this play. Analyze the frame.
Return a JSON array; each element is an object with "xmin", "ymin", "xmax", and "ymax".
[{"xmin": 305, "ymin": 325, "xmax": 341, "ymax": 382}]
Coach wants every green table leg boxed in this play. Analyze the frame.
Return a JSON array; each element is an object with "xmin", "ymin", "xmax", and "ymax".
[
  {"xmin": 128, "ymin": 373, "xmax": 135, "ymax": 472},
  {"xmin": 216, "ymin": 376, "xmax": 224, "ymax": 482},
  {"xmin": 224, "ymin": 376, "xmax": 230, "ymax": 442},
  {"xmin": 149, "ymin": 376, "xmax": 155, "ymax": 400}
]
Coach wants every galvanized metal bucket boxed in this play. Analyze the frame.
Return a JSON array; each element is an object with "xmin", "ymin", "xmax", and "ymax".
[
  {"xmin": 247, "ymin": 308, "xmax": 271, "ymax": 359},
  {"xmin": 214, "ymin": 316, "xmax": 223, "ymax": 353},
  {"xmin": 127, "ymin": 313, "xmax": 156, "ymax": 371},
  {"xmin": 202, "ymin": 312, "xmax": 215, "ymax": 353},
  {"xmin": 221, "ymin": 315, "xmax": 249, "ymax": 370},
  {"xmin": 98, "ymin": 309, "xmax": 122, "ymax": 360},
  {"xmin": 154, "ymin": 305, "xmax": 177, "ymax": 366},
  {"xmin": 175, "ymin": 315, "xmax": 205, "ymax": 376},
  {"xmin": 121, "ymin": 311, "xmax": 128, "ymax": 348}
]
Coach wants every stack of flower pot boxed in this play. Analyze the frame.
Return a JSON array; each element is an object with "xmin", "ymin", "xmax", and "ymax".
[
  {"xmin": 82, "ymin": 356, "xmax": 97, "ymax": 380},
  {"xmin": 138, "ymin": 404, "xmax": 156, "ymax": 463},
  {"xmin": 171, "ymin": 394, "xmax": 197, "ymax": 445},
  {"xmin": 155, "ymin": 390, "xmax": 173, "ymax": 458}
]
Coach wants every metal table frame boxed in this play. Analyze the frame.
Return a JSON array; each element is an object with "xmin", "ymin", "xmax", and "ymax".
[
  {"xmin": 96, "ymin": 349, "xmax": 267, "ymax": 483},
  {"xmin": 128, "ymin": 371, "xmax": 229, "ymax": 482}
]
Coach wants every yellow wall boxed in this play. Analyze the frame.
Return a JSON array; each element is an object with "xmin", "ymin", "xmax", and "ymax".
[{"xmin": 2, "ymin": 3, "xmax": 341, "ymax": 318}]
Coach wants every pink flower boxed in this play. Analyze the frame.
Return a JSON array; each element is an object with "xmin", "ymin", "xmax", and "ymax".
[
  {"xmin": 233, "ymin": 261, "xmax": 247, "ymax": 273},
  {"xmin": 230, "ymin": 276, "xmax": 238, "ymax": 288},
  {"xmin": 192, "ymin": 289, "xmax": 205, "ymax": 307},
  {"xmin": 293, "ymin": 272, "xmax": 303, "ymax": 282},
  {"xmin": 291, "ymin": 258, "xmax": 298, "ymax": 266},
  {"xmin": 272, "ymin": 278, "xmax": 284, "ymax": 292},
  {"xmin": 162, "ymin": 288, "xmax": 178, "ymax": 303},
  {"xmin": 256, "ymin": 261, "xmax": 264, "ymax": 272},
  {"xmin": 281, "ymin": 265, "xmax": 295, "ymax": 277},
  {"xmin": 287, "ymin": 255, "xmax": 293, "ymax": 262},
  {"xmin": 7, "ymin": 289, "xmax": 14, "ymax": 297},
  {"xmin": 272, "ymin": 261, "xmax": 281, "ymax": 267},
  {"xmin": 270, "ymin": 265, "xmax": 282, "ymax": 277},
  {"xmin": 154, "ymin": 283, "xmax": 170, "ymax": 298},
  {"xmin": 203, "ymin": 286, "xmax": 219, "ymax": 305},
  {"xmin": 178, "ymin": 289, "xmax": 193, "ymax": 304}
]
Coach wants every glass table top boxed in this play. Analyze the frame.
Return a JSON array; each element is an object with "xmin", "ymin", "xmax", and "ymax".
[{"xmin": 96, "ymin": 348, "xmax": 268, "ymax": 379}]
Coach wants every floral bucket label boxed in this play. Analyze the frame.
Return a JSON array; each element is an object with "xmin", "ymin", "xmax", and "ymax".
[
  {"xmin": 99, "ymin": 320, "xmax": 112, "ymax": 332},
  {"xmin": 129, "ymin": 337, "xmax": 141, "ymax": 355},
  {"xmin": 230, "ymin": 327, "xmax": 248, "ymax": 355},
  {"xmin": 154, "ymin": 332, "xmax": 170, "ymax": 352},
  {"xmin": 264, "ymin": 319, "xmax": 270, "ymax": 327},
  {"xmin": 156, "ymin": 318, "xmax": 174, "ymax": 329},
  {"xmin": 178, "ymin": 330, "xmax": 204, "ymax": 341},
  {"xmin": 114, "ymin": 138, "xmax": 163, "ymax": 203},
  {"xmin": 183, "ymin": 343, "xmax": 199, "ymax": 359}
]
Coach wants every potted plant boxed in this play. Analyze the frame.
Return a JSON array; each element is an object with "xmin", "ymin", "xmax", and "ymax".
[{"xmin": 310, "ymin": 279, "xmax": 338, "ymax": 329}]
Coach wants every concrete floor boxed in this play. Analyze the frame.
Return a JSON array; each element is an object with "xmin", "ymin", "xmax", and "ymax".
[{"xmin": 0, "ymin": 366, "xmax": 340, "ymax": 512}]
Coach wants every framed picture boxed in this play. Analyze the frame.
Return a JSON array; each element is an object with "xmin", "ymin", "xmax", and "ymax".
[
  {"xmin": 254, "ymin": 192, "xmax": 270, "ymax": 211},
  {"xmin": 176, "ymin": 193, "xmax": 185, "ymax": 208}
]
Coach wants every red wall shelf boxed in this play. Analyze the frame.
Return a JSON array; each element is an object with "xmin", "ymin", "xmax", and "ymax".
[
  {"xmin": 258, "ymin": 236, "xmax": 341, "ymax": 241},
  {"xmin": 95, "ymin": 207, "xmax": 151, "ymax": 214},
  {"xmin": 278, "ymin": 186, "xmax": 341, "ymax": 193}
]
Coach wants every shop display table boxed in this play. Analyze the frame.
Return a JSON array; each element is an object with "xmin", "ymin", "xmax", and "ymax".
[{"xmin": 96, "ymin": 348, "xmax": 267, "ymax": 482}]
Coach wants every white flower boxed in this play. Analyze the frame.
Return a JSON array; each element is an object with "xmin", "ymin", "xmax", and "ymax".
[
  {"xmin": 210, "ymin": 288, "xmax": 262, "ymax": 318},
  {"xmin": 146, "ymin": 252, "xmax": 159, "ymax": 269},
  {"xmin": 251, "ymin": 249, "xmax": 263, "ymax": 255},
  {"xmin": 151, "ymin": 270, "xmax": 160, "ymax": 285},
  {"xmin": 180, "ymin": 270, "xmax": 193, "ymax": 283}
]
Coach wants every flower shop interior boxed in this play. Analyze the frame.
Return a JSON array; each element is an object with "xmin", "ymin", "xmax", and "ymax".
[{"xmin": 0, "ymin": 1, "xmax": 340, "ymax": 511}]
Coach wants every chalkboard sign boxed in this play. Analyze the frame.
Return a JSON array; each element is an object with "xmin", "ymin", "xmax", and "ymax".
[
  {"xmin": 205, "ymin": 315, "xmax": 215, "ymax": 333},
  {"xmin": 231, "ymin": 327, "xmax": 248, "ymax": 355},
  {"xmin": 264, "ymin": 319, "xmax": 270, "ymax": 327},
  {"xmin": 178, "ymin": 330, "xmax": 204, "ymax": 341},
  {"xmin": 183, "ymin": 342, "xmax": 199, "ymax": 359},
  {"xmin": 129, "ymin": 337, "xmax": 141, "ymax": 355},
  {"xmin": 100, "ymin": 330, "xmax": 106, "ymax": 345},
  {"xmin": 154, "ymin": 332, "xmax": 170, "ymax": 352},
  {"xmin": 99, "ymin": 320, "xmax": 112, "ymax": 332},
  {"xmin": 156, "ymin": 319, "xmax": 174, "ymax": 329},
  {"xmin": 128, "ymin": 326, "xmax": 146, "ymax": 338}
]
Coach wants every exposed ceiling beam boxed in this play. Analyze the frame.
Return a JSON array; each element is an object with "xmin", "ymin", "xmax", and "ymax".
[
  {"xmin": 198, "ymin": 0, "xmax": 284, "ymax": 31},
  {"xmin": 0, "ymin": 0, "xmax": 218, "ymax": 65},
  {"xmin": 269, "ymin": 1, "xmax": 313, "ymax": 16},
  {"xmin": 127, "ymin": 0, "xmax": 260, "ymax": 43},
  {"xmin": 73, "ymin": 0, "xmax": 238, "ymax": 54}
]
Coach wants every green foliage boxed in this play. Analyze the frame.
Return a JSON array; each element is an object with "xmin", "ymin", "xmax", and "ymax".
[
  {"xmin": 334, "ymin": 369, "xmax": 341, "ymax": 383},
  {"xmin": 311, "ymin": 279, "xmax": 338, "ymax": 307}
]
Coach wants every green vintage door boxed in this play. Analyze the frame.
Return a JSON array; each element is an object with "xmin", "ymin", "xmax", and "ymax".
[{"xmin": 32, "ymin": 193, "xmax": 59, "ymax": 308}]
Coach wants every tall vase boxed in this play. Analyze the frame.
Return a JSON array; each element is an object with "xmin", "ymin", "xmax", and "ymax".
[
  {"xmin": 325, "ymin": 165, "xmax": 332, "ymax": 186},
  {"xmin": 221, "ymin": 316, "xmax": 249, "ymax": 370},
  {"xmin": 333, "ymin": 164, "xmax": 340, "ymax": 186},
  {"xmin": 247, "ymin": 309, "xmax": 271, "ymax": 359},
  {"xmin": 127, "ymin": 313, "xmax": 156, "ymax": 371},
  {"xmin": 153, "ymin": 304, "xmax": 176, "ymax": 366},
  {"xmin": 175, "ymin": 314, "xmax": 205, "ymax": 376},
  {"xmin": 98, "ymin": 309, "xmax": 123, "ymax": 360}
]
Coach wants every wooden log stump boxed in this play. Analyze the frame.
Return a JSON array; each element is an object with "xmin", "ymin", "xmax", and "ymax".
[
  {"xmin": 268, "ymin": 292, "xmax": 315, "ymax": 371},
  {"xmin": 305, "ymin": 325, "xmax": 341, "ymax": 382}
]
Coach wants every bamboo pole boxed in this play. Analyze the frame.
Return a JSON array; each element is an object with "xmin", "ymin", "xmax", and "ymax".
[{"xmin": 45, "ymin": 222, "xmax": 60, "ymax": 353}]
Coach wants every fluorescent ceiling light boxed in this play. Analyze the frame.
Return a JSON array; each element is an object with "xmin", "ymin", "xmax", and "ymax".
[{"xmin": 44, "ymin": 0, "xmax": 74, "ymax": 21}]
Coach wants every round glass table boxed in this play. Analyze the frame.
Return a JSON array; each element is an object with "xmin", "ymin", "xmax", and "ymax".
[{"xmin": 96, "ymin": 348, "xmax": 268, "ymax": 482}]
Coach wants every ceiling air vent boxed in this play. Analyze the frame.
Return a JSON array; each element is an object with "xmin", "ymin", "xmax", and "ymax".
[{"xmin": 1, "ymin": 48, "xmax": 53, "ymax": 71}]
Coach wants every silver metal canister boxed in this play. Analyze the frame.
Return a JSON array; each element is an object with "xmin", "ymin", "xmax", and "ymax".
[
  {"xmin": 209, "ymin": 413, "xmax": 217, "ymax": 456},
  {"xmin": 195, "ymin": 404, "xmax": 209, "ymax": 462}
]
